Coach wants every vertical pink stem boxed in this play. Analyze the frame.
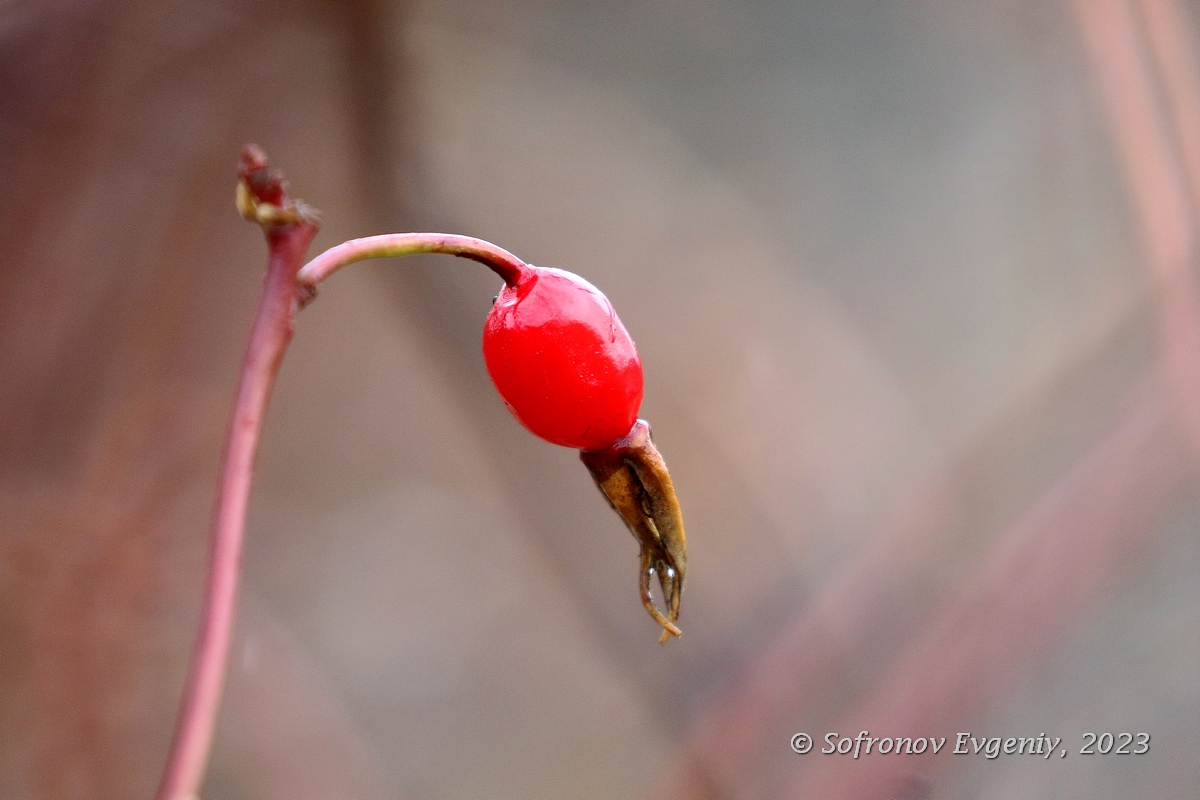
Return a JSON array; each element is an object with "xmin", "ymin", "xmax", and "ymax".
[{"xmin": 155, "ymin": 220, "xmax": 316, "ymax": 800}]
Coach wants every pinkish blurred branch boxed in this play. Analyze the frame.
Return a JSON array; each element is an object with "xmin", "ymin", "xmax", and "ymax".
[
  {"xmin": 647, "ymin": 3, "xmax": 1200, "ymax": 797},
  {"xmin": 1074, "ymin": 0, "xmax": 1200, "ymax": 455},
  {"xmin": 1138, "ymin": 0, "xmax": 1200, "ymax": 215},
  {"xmin": 795, "ymin": 4, "xmax": 1200, "ymax": 795},
  {"xmin": 789, "ymin": 385, "xmax": 1188, "ymax": 798},
  {"xmin": 648, "ymin": 374, "xmax": 1185, "ymax": 800},
  {"xmin": 155, "ymin": 146, "xmax": 319, "ymax": 800}
]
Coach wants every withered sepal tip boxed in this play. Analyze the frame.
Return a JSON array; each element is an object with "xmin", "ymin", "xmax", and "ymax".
[{"xmin": 580, "ymin": 420, "xmax": 687, "ymax": 643}]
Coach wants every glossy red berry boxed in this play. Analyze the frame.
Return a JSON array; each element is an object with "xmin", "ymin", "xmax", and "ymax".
[{"xmin": 482, "ymin": 266, "xmax": 643, "ymax": 451}]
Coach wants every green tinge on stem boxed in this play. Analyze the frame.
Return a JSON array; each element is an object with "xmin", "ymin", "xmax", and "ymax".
[{"xmin": 298, "ymin": 233, "xmax": 532, "ymax": 288}]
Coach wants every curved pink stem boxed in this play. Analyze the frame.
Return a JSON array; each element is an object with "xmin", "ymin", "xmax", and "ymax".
[{"xmin": 298, "ymin": 232, "xmax": 532, "ymax": 289}]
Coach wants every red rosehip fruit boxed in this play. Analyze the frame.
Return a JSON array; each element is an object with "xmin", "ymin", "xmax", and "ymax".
[{"xmin": 483, "ymin": 266, "xmax": 643, "ymax": 451}]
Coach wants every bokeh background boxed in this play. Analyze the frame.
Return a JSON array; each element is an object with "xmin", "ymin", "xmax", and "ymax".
[{"xmin": 3, "ymin": 0, "xmax": 1200, "ymax": 798}]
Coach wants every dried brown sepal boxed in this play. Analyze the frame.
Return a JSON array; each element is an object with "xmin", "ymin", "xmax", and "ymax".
[
  {"xmin": 580, "ymin": 420, "xmax": 687, "ymax": 643},
  {"xmin": 236, "ymin": 143, "xmax": 320, "ymax": 231}
]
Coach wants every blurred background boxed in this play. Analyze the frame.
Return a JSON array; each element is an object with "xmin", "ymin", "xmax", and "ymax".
[{"xmin": 3, "ymin": 0, "xmax": 1200, "ymax": 797}]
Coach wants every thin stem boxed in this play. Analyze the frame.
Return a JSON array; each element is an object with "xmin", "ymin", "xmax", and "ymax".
[
  {"xmin": 156, "ymin": 149, "xmax": 318, "ymax": 800},
  {"xmin": 297, "ymin": 232, "xmax": 531, "ymax": 289},
  {"xmin": 159, "ymin": 156, "xmax": 533, "ymax": 800}
]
